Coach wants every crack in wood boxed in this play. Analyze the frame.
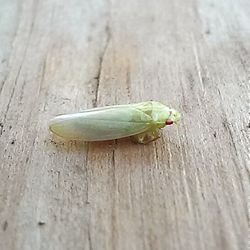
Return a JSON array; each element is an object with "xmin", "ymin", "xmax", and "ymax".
[
  {"xmin": 0, "ymin": 74, "xmax": 8, "ymax": 96},
  {"xmin": 84, "ymin": 142, "xmax": 90, "ymax": 204},
  {"xmin": 93, "ymin": 24, "xmax": 111, "ymax": 107},
  {"xmin": 87, "ymin": 222, "xmax": 93, "ymax": 250},
  {"xmin": 126, "ymin": 62, "xmax": 131, "ymax": 99},
  {"xmin": 0, "ymin": 65, "xmax": 22, "ymax": 136},
  {"xmin": 111, "ymin": 140, "xmax": 117, "ymax": 250}
]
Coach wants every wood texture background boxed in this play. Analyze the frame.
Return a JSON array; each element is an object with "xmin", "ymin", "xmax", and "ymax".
[{"xmin": 0, "ymin": 0, "xmax": 249, "ymax": 249}]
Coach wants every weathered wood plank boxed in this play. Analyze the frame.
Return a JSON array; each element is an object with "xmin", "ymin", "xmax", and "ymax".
[{"xmin": 0, "ymin": 0, "xmax": 249, "ymax": 250}]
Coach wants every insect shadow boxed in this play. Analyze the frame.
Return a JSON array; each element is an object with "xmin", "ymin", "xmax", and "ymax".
[{"xmin": 48, "ymin": 134, "xmax": 139, "ymax": 153}]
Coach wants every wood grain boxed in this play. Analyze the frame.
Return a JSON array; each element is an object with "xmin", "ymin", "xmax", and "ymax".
[{"xmin": 0, "ymin": 0, "xmax": 249, "ymax": 249}]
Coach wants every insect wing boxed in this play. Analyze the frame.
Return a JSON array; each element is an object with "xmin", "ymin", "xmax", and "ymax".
[{"xmin": 49, "ymin": 106, "xmax": 152, "ymax": 141}]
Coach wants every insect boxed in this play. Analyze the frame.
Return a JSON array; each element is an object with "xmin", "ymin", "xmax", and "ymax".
[{"xmin": 49, "ymin": 101, "xmax": 181, "ymax": 144}]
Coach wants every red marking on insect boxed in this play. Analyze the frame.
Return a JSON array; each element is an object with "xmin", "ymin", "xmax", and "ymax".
[{"xmin": 165, "ymin": 120, "xmax": 174, "ymax": 125}]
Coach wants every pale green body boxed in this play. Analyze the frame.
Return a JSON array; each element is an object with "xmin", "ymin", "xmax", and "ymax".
[{"xmin": 49, "ymin": 101, "xmax": 181, "ymax": 144}]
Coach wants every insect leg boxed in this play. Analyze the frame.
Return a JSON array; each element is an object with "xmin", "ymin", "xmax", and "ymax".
[{"xmin": 131, "ymin": 129, "xmax": 161, "ymax": 144}]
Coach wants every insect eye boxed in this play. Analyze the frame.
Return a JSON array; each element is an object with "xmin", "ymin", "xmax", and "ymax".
[{"xmin": 165, "ymin": 120, "xmax": 173, "ymax": 125}]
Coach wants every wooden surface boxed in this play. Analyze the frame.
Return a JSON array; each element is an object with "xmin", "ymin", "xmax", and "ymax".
[{"xmin": 0, "ymin": 0, "xmax": 249, "ymax": 249}]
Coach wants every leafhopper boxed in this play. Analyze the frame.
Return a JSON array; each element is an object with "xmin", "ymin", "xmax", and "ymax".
[{"xmin": 49, "ymin": 101, "xmax": 181, "ymax": 144}]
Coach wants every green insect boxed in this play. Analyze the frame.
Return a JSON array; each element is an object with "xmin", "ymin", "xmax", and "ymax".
[{"xmin": 49, "ymin": 101, "xmax": 181, "ymax": 144}]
